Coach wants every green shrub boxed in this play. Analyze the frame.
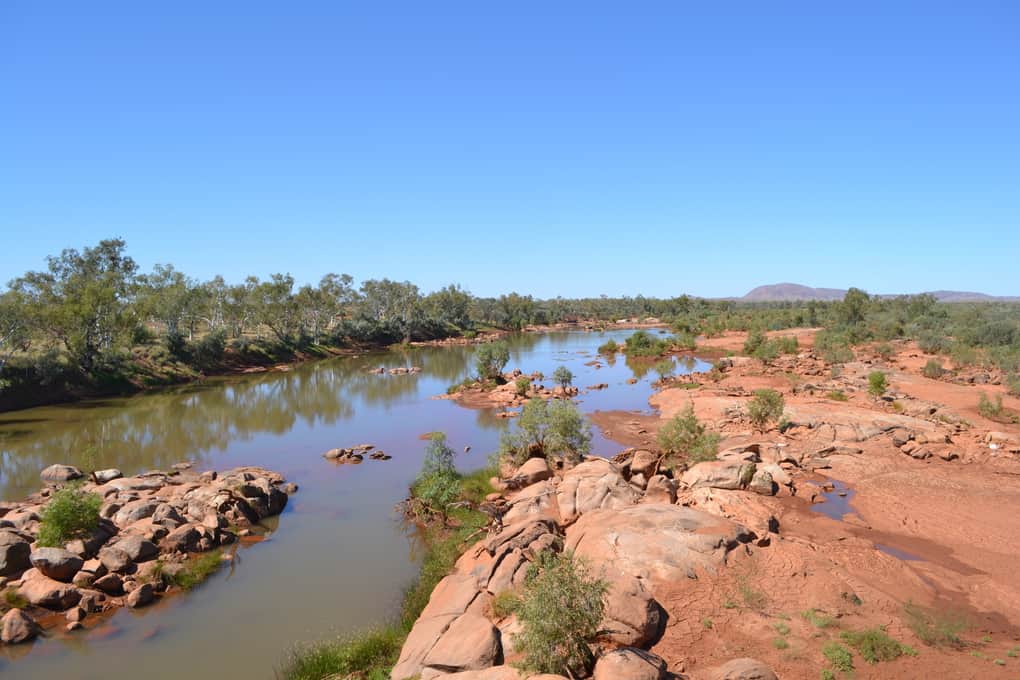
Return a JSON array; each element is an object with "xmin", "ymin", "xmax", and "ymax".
[
  {"xmin": 743, "ymin": 328, "xmax": 766, "ymax": 355},
  {"xmin": 171, "ymin": 550, "xmax": 223, "ymax": 590},
  {"xmin": 903, "ymin": 600, "xmax": 967, "ymax": 648},
  {"xmin": 951, "ymin": 343, "xmax": 979, "ymax": 367},
  {"xmin": 499, "ymin": 399, "xmax": 592, "ymax": 466},
  {"xmin": 823, "ymin": 345, "xmax": 855, "ymax": 365},
  {"xmin": 922, "ymin": 359, "xmax": 944, "ymax": 379},
  {"xmin": 748, "ymin": 389, "xmax": 785, "ymax": 431},
  {"xmin": 654, "ymin": 359, "xmax": 675, "ymax": 381},
  {"xmin": 776, "ymin": 335, "xmax": 799, "ymax": 354},
  {"xmin": 822, "ymin": 641, "xmax": 854, "ymax": 673},
  {"xmin": 475, "ymin": 341, "xmax": 510, "ymax": 380},
  {"xmin": 840, "ymin": 627, "xmax": 912, "ymax": 663},
  {"xmin": 280, "ymin": 626, "xmax": 403, "ymax": 680},
  {"xmin": 1008, "ymin": 374, "xmax": 1020, "ymax": 397},
  {"xmin": 918, "ymin": 331, "xmax": 950, "ymax": 354},
  {"xmin": 492, "ymin": 590, "xmax": 522, "ymax": 619},
  {"xmin": 672, "ymin": 332, "xmax": 697, "ymax": 351},
  {"xmin": 597, "ymin": 339, "xmax": 618, "ymax": 354},
  {"xmin": 190, "ymin": 330, "xmax": 227, "ymax": 369},
  {"xmin": 978, "ymin": 392, "xmax": 1005, "ymax": 420},
  {"xmin": 874, "ymin": 342, "xmax": 895, "ymax": 360},
  {"xmin": 36, "ymin": 485, "xmax": 103, "ymax": 548},
  {"xmin": 515, "ymin": 551, "xmax": 608, "ymax": 677},
  {"xmin": 657, "ymin": 403, "xmax": 720, "ymax": 467},
  {"xmin": 802, "ymin": 608, "xmax": 836, "ymax": 629},
  {"xmin": 552, "ymin": 366, "xmax": 573, "ymax": 389},
  {"xmin": 624, "ymin": 330, "xmax": 668, "ymax": 357},
  {"xmin": 753, "ymin": 340, "xmax": 780, "ymax": 363},
  {"xmin": 826, "ymin": 390, "xmax": 848, "ymax": 401},
  {"xmin": 515, "ymin": 375, "xmax": 531, "ymax": 397},
  {"xmin": 868, "ymin": 371, "xmax": 888, "ymax": 396},
  {"xmin": 820, "ymin": 670, "xmax": 835, "ymax": 680},
  {"xmin": 409, "ymin": 433, "xmax": 461, "ymax": 520}
]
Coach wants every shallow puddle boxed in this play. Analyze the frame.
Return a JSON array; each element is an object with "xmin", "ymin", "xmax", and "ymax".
[{"xmin": 809, "ymin": 479, "xmax": 857, "ymax": 520}]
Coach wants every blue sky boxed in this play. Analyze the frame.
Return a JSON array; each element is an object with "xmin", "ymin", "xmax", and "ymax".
[{"xmin": 2, "ymin": 1, "xmax": 1018, "ymax": 298}]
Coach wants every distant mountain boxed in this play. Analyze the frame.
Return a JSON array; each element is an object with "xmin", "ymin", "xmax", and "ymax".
[
  {"xmin": 739, "ymin": 283, "xmax": 1018, "ymax": 303},
  {"xmin": 742, "ymin": 283, "xmax": 847, "ymax": 302}
]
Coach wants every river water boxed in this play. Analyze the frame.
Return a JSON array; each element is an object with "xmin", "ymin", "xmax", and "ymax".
[{"xmin": 0, "ymin": 330, "xmax": 709, "ymax": 679}]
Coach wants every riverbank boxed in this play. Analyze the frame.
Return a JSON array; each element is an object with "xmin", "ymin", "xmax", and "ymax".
[
  {"xmin": 380, "ymin": 328, "xmax": 1020, "ymax": 679},
  {"xmin": 0, "ymin": 464, "xmax": 295, "ymax": 647}
]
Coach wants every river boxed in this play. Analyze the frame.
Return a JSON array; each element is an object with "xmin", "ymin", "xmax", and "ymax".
[{"xmin": 0, "ymin": 329, "xmax": 709, "ymax": 679}]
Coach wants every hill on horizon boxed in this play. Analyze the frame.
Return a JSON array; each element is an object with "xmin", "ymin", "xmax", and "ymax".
[{"xmin": 740, "ymin": 283, "xmax": 1018, "ymax": 302}]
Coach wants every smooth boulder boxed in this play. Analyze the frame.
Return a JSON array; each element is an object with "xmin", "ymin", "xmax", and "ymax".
[
  {"xmin": 593, "ymin": 648, "xmax": 667, "ymax": 680},
  {"xmin": 40, "ymin": 464, "xmax": 83, "ymax": 483},
  {"xmin": 704, "ymin": 657, "xmax": 778, "ymax": 680},
  {"xmin": 0, "ymin": 530, "xmax": 31, "ymax": 576},
  {"xmin": 1, "ymin": 608, "xmax": 41, "ymax": 644},
  {"xmin": 566, "ymin": 504, "xmax": 753, "ymax": 584},
  {"xmin": 19, "ymin": 568, "xmax": 82, "ymax": 609},
  {"xmin": 29, "ymin": 547, "xmax": 84, "ymax": 582}
]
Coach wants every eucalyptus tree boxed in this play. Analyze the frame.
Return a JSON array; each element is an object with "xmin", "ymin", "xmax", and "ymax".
[{"xmin": 11, "ymin": 238, "xmax": 138, "ymax": 374}]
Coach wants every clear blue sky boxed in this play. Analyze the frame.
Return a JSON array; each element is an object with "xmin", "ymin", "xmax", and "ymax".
[{"xmin": 2, "ymin": 1, "xmax": 1018, "ymax": 298}]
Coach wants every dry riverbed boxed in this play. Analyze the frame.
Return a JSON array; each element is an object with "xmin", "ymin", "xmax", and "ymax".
[{"xmin": 400, "ymin": 330, "xmax": 1020, "ymax": 679}]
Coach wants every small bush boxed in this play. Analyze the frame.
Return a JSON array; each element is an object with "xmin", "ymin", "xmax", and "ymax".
[
  {"xmin": 903, "ymin": 600, "xmax": 967, "ymax": 648},
  {"xmin": 874, "ymin": 342, "xmax": 895, "ymax": 360},
  {"xmin": 918, "ymin": 331, "xmax": 950, "ymax": 354},
  {"xmin": 515, "ymin": 376, "xmax": 531, "ymax": 397},
  {"xmin": 753, "ymin": 340, "xmax": 780, "ymax": 364},
  {"xmin": 654, "ymin": 359, "xmax": 675, "ymax": 381},
  {"xmin": 978, "ymin": 392, "xmax": 1005, "ymax": 419},
  {"xmin": 499, "ymin": 399, "xmax": 592, "ymax": 466},
  {"xmin": 37, "ymin": 485, "xmax": 103, "ymax": 548},
  {"xmin": 597, "ymin": 339, "xmax": 618, "ymax": 354},
  {"xmin": 672, "ymin": 332, "xmax": 697, "ymax": 351},
  {"xmin": 409, "ymin": 433, "xmax": 461, "ymax": 521},
  {"xmin": 776, "ymin": 335, "xmax": 799, "ymax": 354},
  {"xmin": 172, "ymin": 550, "xmax": 223, "ymax": 590},
  {"xmin": 552, "ymin": 366, "xmax": 573, "ymax": 390},
  {"xmin": 822, "ymin": 641, "xmax": 854, "ymax": 673},
  {"xmin": 775, "ymin": 622, "xmax": 791, "ymax": 635},
  {"xmin": 868, "ymin": 371, "xmax": 888, "ymax": 397},
  {"xmin": 190, "ymin": 330, "xmax": 227, "ymax": 369},
  {"xmin": 280, "ymin": 626, "xmax": 403, "ymax": 680},
  {"xmin": 1007, "ymin": 374, "xmax": 1020, "ymax": 397},
  {"xmin": 826, "ymin": 390, "xmax": 848, "ymax": 402},
  {"xmin": 802, "ymin": 608, "xmax": 836, "ymax": 629},
  {"xmin": 773, "ymin": 637, "xmax": 789, "ymax": 650},
  {"xmin": 841, "ymin": 627, "xmax": 912, "ymax": 663},
  {"xmin": 624, "ymin": 330, "xmax": 668, "ymax": 357},
  {"xmin": 922, "ymin": 359, "xmax": 944, "ymax": 379},
  {"xmin": 748, "ymin": 389, "xmax": 785, "ymax": 431},
  {"xmin": 744, "ymin": 328, "xmax": 766, "ymax": 355},
  {"xmin": 492, "ymin": 590, "xmax": 521, "ymax": 619},
  {"xmin": 475, "ymin": 341, "xmax": 510, "ymax": 381},
  {"xmin": 657, "ymin": 403, "xmax": 719, "ymax": 466},
  {"xmin": 515, "ymin": 551, "xmax": 608, "ymax": 677}
]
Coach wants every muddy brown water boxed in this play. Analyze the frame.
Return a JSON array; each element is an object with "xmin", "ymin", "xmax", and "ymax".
[{"xmin": 0, "ymin": 331, "xmax": 710, "ymax": 679}]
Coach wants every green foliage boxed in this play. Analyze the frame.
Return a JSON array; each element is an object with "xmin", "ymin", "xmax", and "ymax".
[
  {"xmin": 514, "ymin": 375, "xmax": 532, "ymax": 396},
  {"xmin": 918, "ymin": 330, "xmax": 950, "ymax": 354},
  {"xmin": 656, "ymin": 403, "xmax": 720, "ymax": 466},
  {"xmin": 654, "ymin": 359, "xmax": 675, "ymax": 381},
  {"xmin": 672, "ymin": 332, "xmax": 698, "ymax": 351},
  {"xmin": 868, "ymin": 371, "xmax": 888, "ymax": 396},
  {"xmin": 410, "ymin": 433, "xmax": 460, "ymax": 520},
  {"xmin": 902, "ymin": 600, "xmax": 967, "ymax": 648},
  {"xmin": 475, "ymin": 341, "xmax": 510, "ymax": 381},
  {"xmin": 840, "ymin": 627, "xmax": 912, "ymax": 663},
  {"xmin": 753, "ymin": 339, "xmax": 780, "ymax": 363},
  {"xmin": 822, "ymin": 641, "xmax": 854, "ymax": 673},
  {"xmin": 552, "ymin": 365, "xmax": 573, "ymax": 389},
  {"xmin": 597, "ymin": 339, "xmax": 618, "ymax": 354},
  {"xmin": 280, "ymin": 626, "xmax": 403, "ymax": 680},
  {"xmin": 624, "ymin": 330, "xmax": 668, "ymax": 357},
  {"xmin": 978, "ymin": 392, "xmax": 1007, "ymax": 420},
  {"xmin": 802, "ymin": 608, "xmax": 836, "ymax": 629},
  {"xmin": 2, "ymin": 588, "xmax": 27, "ymax": 610},
  {"xmin": 820, "ymin": 670, "xmax": 835, "ymax": 680},
  {"xmin": 171, "ymin": 550, "xmax": 223, "ymax": 590},
  {"xmin": 189, "ymin": 330, "xmax": 227, "ymax": 370},
  {"xmin": 773, "ymin": 637, "xmax": 790, "ymax": 650},
  {"xmin": 748, "ymin": 389, "xmax": 785, "ymax": 431},
  {"xmin": 922, "ymin": 359, "xmax": 945, "ymax": 379},
  {"xmin": 499, "ymin": 399, "xmax": 592, "ymax": 466},
  {"xmin": 826, "ymin": 390, "xmax": 848, "ymax": 401},
  {"xmin": 492, "ymin": 590, "xmax": 522, "ymax": 619},
  {"xmin": 775, "ymin": 621, "xmax": 791, "ymax": 635},
  {"xmin": 37, "ymin": 484, "xmax": 102, "ymax": 547},
  {"xmin": 1007, "ymin": 374, "xmax": 1020, "ymax": 397},
  {"xmin": 515, "ymin": 551, "xmax": 608, "ymax": 677},
  {"xmin": 874, "ymin": 342, "xmax": 895, "ymax": 360},
  {"xmin": 743, "ymin": 328, "xmax": 766, "ymax": 355}
]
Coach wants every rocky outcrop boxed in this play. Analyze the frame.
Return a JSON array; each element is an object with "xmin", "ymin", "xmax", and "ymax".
[
  {"xmin": 40, "ymin": 464, "xmax": 83, "ymax": 483},
  {"xmin": 0, "ymin": 464, "xmax": 294, "ymax": 642},
  {"xmin": 556, "ymin": 459, "xmax": 640, "ymax": 523},
  {"xmin": 567, "ymin": 504, "xmax": 753, "ymax": 584},
  {"xmin": 681, "ymin": 460, "xmax": 756, "ymax": 491}
]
